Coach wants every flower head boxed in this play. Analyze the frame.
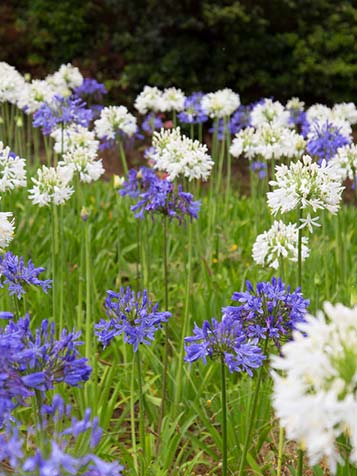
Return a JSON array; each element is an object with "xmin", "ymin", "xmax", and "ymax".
[
  {"xmin": 178, "ymin": 92, "xmax": 208, "ymax": 124},
  {"xmin": 306, "ymin": 121, "xmax": 351, "ymax": 162},
  {"xmin": 0, "ymin": 211, "xmax": 15, "ymax": 251},
  {"xmin": 161, "ymin": 87, "xmax": 186, "ymax": 112},
  {"xmin": 330, "ymin": 144, "xmax": 357, "ymax": 182},
  {"xmin": 0, "ymin": 62, "xmax": 25, "ymax": 105},
  {"xmin": 119, "ymin": 167, "xmax": 157, "ymax": 198},
  {"xmin": 201, "ymin": 89, "xmax": 240, "ymax": 118},
  {"xmin": 250, "ymin": 99, "xmax": 290, "ymax": 128},
  {"xmin": 29, "ymin": 164, "xmax": 74, "ymax": 206},
  {"xmin": 134, "ymin": 86, "xmax": 165, "ymax": 114},
  {"xmin": 94, "ymin": 105, "xmax": 137, "ymax": 140},
  {"xmin": 0, "ymin": 142, "xmax": 27, "ymax": 192},
  {"xmin": 95, "ymin": 287, "xmax": 171, "ymax": 351}
]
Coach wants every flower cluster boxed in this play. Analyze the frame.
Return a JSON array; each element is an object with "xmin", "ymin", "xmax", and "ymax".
[
  {"xmin": 141, "ymin": 112, "xmax": 163, "ymax": 134},
  {"xmin": 33, "ymin": 95, "xmax": 93, "ymax": 135},
  {"xmin": 152, "ymin": 127, "xmax": 214, "ymax": 181},
  {"xmin": 94, "ymin": 105, "xmax": 137, "ymax": 140},
  {"xmin": 119, "ymin": 167, "xmax": 157, "ymax": 198},
  {"xmin": 0, "ymin": 211, "xmax": 14, "ymax": 251},
  {"xmin": 18, "ymin": 79, "xmax": 57, "ymax": 114},
  {"xmin": 184, "ymin": 314, "xmax": 265, "ymax": 375},
  {"xmin": 0, "ymin": 394, "xmax": 123, "ymax": 475},
  {"xmin": 222, "ymin": 278, "xmax": 309, "ymax": 348},
  {"xmin": 250, "ymin": 99, "xmax": 290, "ymax": 128},
  {"xmin": 306, "ymin": 121, "xmax": 351, "ymax": 162},
  {"xmin": 267, "ymin": 155, "xmax": 344, "ymax": 216},
  {"xmin": 135, "ymin": 85, "xmax": 186, "ymax": 114},
  {"xmin": 330, "ymin": 144, "xmax": 357, "ymax": 183},
  {"xmin": 178, "ymin": 92, "xmax": 208, "ymax": 124},
  {"xmin": 252, "ymin": 220, "xmax": 310, "ymax": 269},
  {"xmin": 0, "ymin": 252, "xmax": 51, "ymax": 299},
  {"xmin": 272, "ymin": 302, "xmax": 357, "ymax": 473},
  {"xmin": 0, "ymin": 142, "xmax": 27, "ymax": 192},
  {"xmin": 201, "ymin": 88, "xmax": 240, "ymax": 118},
  {"xmin": 161, "ymin": 87, "xmax": 185, "ymax": 112},
  {"xmin": 95, "ymin": 287, "xmax": 171, "ymax": 352},
  {"xmin": 46, "ymin": 63, "xmax": 84, "ymax": 95},
  {"xmin": 286, "ymin": 97, "xmax": 306, "ymax": 127},
  {"xmin": 29, "ymin": 164, "xmax": 74, "ymax": 206},
  {"xmin": 0, "ymin": 62, "xmax": 25, "ymax": 105}
]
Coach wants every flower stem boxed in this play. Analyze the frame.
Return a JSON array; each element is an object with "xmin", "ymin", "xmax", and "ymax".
[
  {"xmin": 136, "ymin": 349, "xmax": 146, "ymax": 471},
  {"xmin": 130, "ymin": 352, "xmax": 139, "ymax": 473},
  {"xmin": 297, "ymin": 208, "xmax": 303, "ymax": 289},
  {"xmin": 221, "ymin": 356, "xmax": 228, "ymax": 476},
  {"xmin": 84, "ymin": 220, "xmax": 92, "ymax": 359},
  {"xmin": 297, "ymin": 448, "xmax": 304, "ymax": 476},
  {"xmin": 238, "ymin": 338, "xmax": 268, "ymax": 476},
  {"xmin": 277, "ymin": 426, "xmax": 284, "ymax": 476},
  {"xmin": 118, "ymin": 139, "xmax": 128, "ymax": 175}
]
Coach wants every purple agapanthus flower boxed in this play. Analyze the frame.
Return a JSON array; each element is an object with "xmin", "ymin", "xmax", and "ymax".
[
  {"xmin": 210, "ymin": 104, "xmax": 252, "ymax": 140},
  {"xmin": 0, "ymin": 252, "xmax": 52, "ymax": 299},
  {"xmin": 119, "ymin": 167, "xmax": 157, "ymax": 199},
  {"xmin": 73, "ymin": 78, "xmax": 107, "ymax": 99},
  {"xmin": 250, "ymin": 160, "xmax": 267, "ymax": 180},
  {"xmin": 306, "ymin": 121, "xmax": 351, "ymax": 162},
  {"xmin": 178, "ymin": 92, "xmax": 208, "ymax": 124},
  {"xmin": 95, "ymin": 287, "xmax": 171, "ymax": 352},
  {"xmin": 222, "ymin": 278, "xmax": 309, "ymax": 349},
  {"xmin": 141, "ymin": 112, "xmax": 163, "ymax": 134},
  {"xmin": 33, "ymin": 95, "xmax": 93, "ymax": 135},
  {"xmin": 184, "ymin": 315, "xmax": 265, "ymax": 375},
  {"xmin": 131, "ymin": 175, "xmax": 201, "ymax": 224}
]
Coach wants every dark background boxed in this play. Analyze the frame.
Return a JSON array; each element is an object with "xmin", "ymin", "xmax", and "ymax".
[{"xmin": 1, "ymin": 0, "xmax": 357, "ymax": 106}]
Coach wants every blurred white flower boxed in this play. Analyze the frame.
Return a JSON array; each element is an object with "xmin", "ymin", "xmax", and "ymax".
[
  {"xmin": 134, "ymin": 86, "xmax": 165, "ymax": 114},
  {"xmin": 0, "ymin": 62, "xmax": 26, "ymax": 105},
  {"xmin": 29, "ymin": 165, "xmax": 74, "ymax": 206},
  {"xmin": 161, "ymin": 87, "xmax": 185, "ymax": 112},
  {"xmin": 250, "ymin": 99, "xmax": 290, "ymax": 128},
  {"xmin": 94, "ymin": 106, "xmax": 137, "ymax": 139},
  {"xmin": 0, "ymin": 142, "xmax": 27, "ymax": 192},
  {"xmin": 330, "ymin": 144, "xmax": 357, "ymax": 182},
  {"xmin": 201, "ymin": 89, "xmax": 240, "ymax": 118},
  {"xmin": 0, "ymin": 211, "xmax": 15, "ymax": 251}
]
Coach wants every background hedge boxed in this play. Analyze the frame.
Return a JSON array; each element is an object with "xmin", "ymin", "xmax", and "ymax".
[{"xmin": 1, "ymin": 0, "xmax": 357, "ymax": 105}]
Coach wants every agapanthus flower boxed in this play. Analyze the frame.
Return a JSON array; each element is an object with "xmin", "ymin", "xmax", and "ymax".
[
  {"xmin": 152, "ymin": 127, "xmax": 214, "ymax": 181},
  {"xmin": 60, "ymin": 149, "xmax": 105, "ymax": 184},
  {"xmin": 222, "ymin": 278, "xmax": 309, "ymax": 348},
  {"xmin": 210, "ymin": 104, "xmax": 253, "ymax": 140},
  {"xmin": 0, "ymin": 211, "xmax": 14, "ymax": 251},
  {"xmin": 178, "ymin": 92, "xmax": 208, "ymax": 124},
  {"xmin": 250, "ymin": 99, "xmax": 290, "ymax": 128},
  {"xmin": 33, "ymin": 95, "xmax": 93, "ymax": 135},
  {"xmin": 272, "ymin": 302, "xmax": 357, "ymax": 473},
  {"xmin": 0, "ymin": 62, "xmax": 25, "ymax": 105},
  {"xmin": 250, "ymin": 160, "xmax": 267, "ymax": 179},
  {"xmin": 46, "ymin": 63, "xmax": 83, "ymax": 94},
  {"xmin": 333, "ymin": 102, "xmax": 357, "ymax": 125},
  {"xmin": 0, "ymin": 394, "xmax": 123, "ymax": 475},
  {"xmin": 184, "ymin": 314, "xmax": 265, "ymax": 375},
  {"xmin": 161, "ymin": 87, "xmax": 186, "ymax": 112},
  {"xmin": 119, "ymin": 167, "xmax": 157, "ymax": 198},
  {"xmin": 17, "ymin": 79, "xmax": 57, "ymax": 114},
  {"xmin": 131, "ymin": 175, "xmax": 201, "ymax": 224},
  {"xmin": 201, "ymin": 89, "xmax": 240, "ymax": 118},
  {"xmin": 252, "ymin": 220, "xmax": 310, "ymax": 269},
  {"xmin": 94, "ymin": 105, "xmax": 137, "ymax": 140},
  {"xmin": 95, "ymin": 287, "xmax": 171, "ymax": 352},
  {"xmin": 307, "ymin": 103, "xmax": 357, "ymax": 127},
  {"xmin": 29, "ymin": 164, "xmax": 74, "ymax": 206},
  {"xmin": 330, "ymin": 144, "xmax": 357, "ymax": 183},
  {"xmin": 267, "ymin": 155, "xmax": 344, "ymax": 216},
  {"xmin": 286, "ymin": 97, "xmax": 306, "ymax": 127},
  {"xmin": 73, "ymin": 78, "xmax": 107, "ymax": 100},
  {"xmin": 141, "ymin": 112, "xmax": 163, "ymax": 134},
  {"xmin": 0, "ymin": 142, "xmax": 27, "ymax": 192},
  {"xmin": 0, "ymin": 252, "xmax": 51, "ymax": 299},
  {"xmin": 134, "ymin": 85, "xmax": 165, "ymax": 114},
  {"xmin": 253, "ymin": 124, "xmax": 305, "ymax": 160},
  {"xmin": 230, "ymin": 127, "xmax": 257, "ymax": 159},
  {"xmin": 306, "ymin": 121, "xmax": 351, "ymax": 162}
]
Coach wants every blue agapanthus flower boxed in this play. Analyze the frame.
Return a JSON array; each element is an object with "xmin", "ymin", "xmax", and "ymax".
[
  {"xmin": 222, "ymin": 278, "xmax": 309, "ymax": 348},
  {"xmin": 95, "ymin": 287, "xmax": 171, "ymax": 352},
  {"xmin": 250, "ymin": 160, "xmax": 267, "ymax": 179},
  {"xmin": 73, "ymin": 78, "xmax": 107, "ymax": 99},
  {"xmin": 131, "ymin": 175, "xmax": 201, "ymax": 224},
  {"xmin": 306, "ymin": 121, "xmax": 351, "ymax": 162},
  {"xmin": 33, "ymin": 95, "xmax": 93, "ymax": 135},
  {"xmin": 184, "ymin": 315, "xmax": 265, "ymax": 375},
  {"xmin": 178, "ymin": 92, "xmax": 208, "ymax": 124},
  {"xmin": 0, "ymin": 252, "xmax": 52, "ymax": 299},
  {"xmin": 141, "ymin": 112, "xmax": 163, "ymax": 134},
  {"xmin": 119, "ymin": 167, "xmax": 157, "ymax": 199}
]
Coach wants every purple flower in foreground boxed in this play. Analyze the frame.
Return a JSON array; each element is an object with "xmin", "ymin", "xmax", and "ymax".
[
  {"xmin": 306, "ymin": 121, "xmax": 351, "ymax": 162},
  {"xmin": 33, "ymin": 95, "xmax": 93, "ymax": 135},
  {"xmin": 95, "ymin": 287, "xmax": 171, "ymax": 351},
  {"xmin": 0, "ymin": 252, "xmax": 52, "ymax": 299},
  {"xmin": 222, "ymin": 277, "xmax": 309, "ymax": 348},
  {"xmin": 184, "ymin": 315, "xmax": 265, "ymax": 375}
]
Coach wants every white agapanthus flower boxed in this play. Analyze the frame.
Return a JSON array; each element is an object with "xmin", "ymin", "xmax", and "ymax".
[
  {"xmin": 286, "ymin": 97, "xmax": 305, "ymax": 112},
  {"xmin": 17, "ymin": 79, "xmax": 57, "ymax": 114},
  {"xmin": 0, "ymin": 211, "xmax": 15, "ymax": 251},
  {"xmin": 267, "ymin": 155, "xmax": 344, "ymax": 216},
  {"xmin": 152, "ymin": 127, "xmax": 214, "ymax": 181},
  {"xmin": 230, "ymin": 127, "xmax": 257, "ymax": 159},
  {"xmin": 46, "ymin": 63, "xmax": 83, "ymax": 95},
  {"xmin": 51, "ymin": 124, "xmax": 99, "ymax": 158},
  {"xmin": 250, "ymin": 99, "xmax": 290, "ymax": 128},
  {"xmin": 306, "ymin": 103, "xmax": 332, "ymax": 124},
  {"xmin": 306, "ymin": 103, "xmax": 356, "ymax": 129},
  {"xmin": 134, "ymin": 86, "xmax": 165, "ymax": 114},
  {"xmin": 307, "ymin": 118, "xmax": 352, "ymax": 142},
  {"xmin": 201, "ymin": 89, "xmax": 240, "ymax": 118},
  {"xmin": 272, "ymin": 302, "xmax": 357, "ymax": 473},
  {"xmin": 332, "ymin": 102, "xmax": 357, "ymax": 125},
  {"xmin": 253, "ymin": 124, "xmax": 305, "ymax": 160},
  {"xmin": 252, "ymin": 220, "xmax": 309, "ymax": 269},
  {"xmin": 161, "ymin": 87, "xmax": 185, "ymax": 112},
  {"xmin": 0, "ymin": 142, "xmax": 27, "ymax": 192},
  {"xmin": 94, "ymin": 106, "xmax": 137, "ymax": 140},
  {"xmin": 0, "ymin": 62, "xmax": 26, "ymax": 105},
  {"xmin": 29, "ymin": 165, "xmax": 74, "ymax": 206},
  {"xmin": 59, "ymin": 149, "xmax": 104, "ymax": 184},
  {"xmin": 330, "ymin": 144, "xmax": 357, "ymax": 182}
]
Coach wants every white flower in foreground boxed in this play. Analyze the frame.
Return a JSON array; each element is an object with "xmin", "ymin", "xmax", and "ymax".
[
  {"xmin": 51, "ymin": 125, "xmax": 99, "ymax": 158},
  {"xmin": 152, "ymin": 127, "xmax": 214, "ymax": 181},
  {"xmin": 46, "ymin": 63, "xmax": 83, "ymax": 94},
  {"xmin": 94, "ymin": 106, "xmax": 137, "ymax": 140},
  {"xmin": 267, "ymin": 155, "xmax": 344, "ymax": 216},
  {"xmin": 201, "ymin": 89, "xmax": 240, "ymax": 118},
  {"xmin": 253, "ymin": 124, "xmax": 305, "ymax": 160},
  {"xmin": 17, "ymin": 79, "xmax": 57, "ymax": 114},
  {"xmin": 252, "ymin": 220, "xmax": 309, "ymax": 269},
  {"xmin": 330, "ymin": 144, "xmax": 357, "ymax": 182},
  {"xmin": 29, "ymin": 165, "xmax": 74, "ymax": 206},
  {"xmin": 0, "ymin": 211, "xmax": 15, "ymax": 251},
  {"xmin": 0, "ymin": 142, "xmax": 27, "ymax": 192},
  {"xmin": 161, "ymin": 87, "xmax": 185, "ymax": 112},
  {"xmin": 59, "ymin": 149, "xmax": 104, "ymax": 184},
  {"xmin": 272, "ymin": 302, "xmax": 357, "ymax": 473},
  {"xmin": 0, "ymin": 62, "xmax": 26, "ymax": 105},
  {"xmin": 250, "ymin": 99, "xmax": 290, "ymax": 128},
  {"xmin": 134, "ymin": 86, "xmax": 165, "ymax": 114},
  {"xmin": 230, "ymin": 127, "xmax": 257, "ymax": 159}
]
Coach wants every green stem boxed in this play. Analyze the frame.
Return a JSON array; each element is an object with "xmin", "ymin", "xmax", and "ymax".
[
  {"xmin": 238, "ymin": 338, "xmax": 269, "ymax": 476},
  {"xmin": 136, "ymin": 349, "xmax": 146, "ymax": 470},
  {"xmin": 85, "ymin": 221, "xmax": 92, "ymax": 359},
  {"xmin": 51, "ymin": 204, "xmax": 59, "ymax": 323},
  {"xmin": 221, "ymin": 356, "xmax": 228, "ymax": 476},
  {"xmin": 297, "ymin": 448, "xmax": 304, "ymax": 476},
  {"xmin": 297, "ymin": 208, "xmax": 303, "ymax": 289},
  {"xmin": 277, "ymin": 426, "xmax": 284, "ymax": 476},
  {"xmin": 118, "ymin": 140, "xmax": 128, "ymax": 175},
  {"xmin": 130, "ymin": 351, "xmax": 139, "ymax": 473}
]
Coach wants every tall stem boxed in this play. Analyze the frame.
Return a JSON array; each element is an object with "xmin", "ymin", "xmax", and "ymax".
[
  {"xmin": 118, "ymin": 140, "xmax": 128, "ymax": 175},
  {"xmin": 297, "ymin": 448, "xmax": 303, "ymax": 476},
  {"xmin": 221, "ymin": 356, "xmax": 228, "ymax": 476},
  {"xmin": 84, "ymin": 221, "xmax": 92, "ymax": 359},
  {"xmin": 238, "ymin": 338, "xmax": 269, "ymax": 476},
  {"xmin": 277, "ymin": 426, "xmax": 284, "ymax": 476},
  {"xmin": 297, "ymin": 208, "xmax": 303, "ymax": 288},
  {"xmin": 136, "ymin": 349, "xmax": 146, "ymax": 470}
]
